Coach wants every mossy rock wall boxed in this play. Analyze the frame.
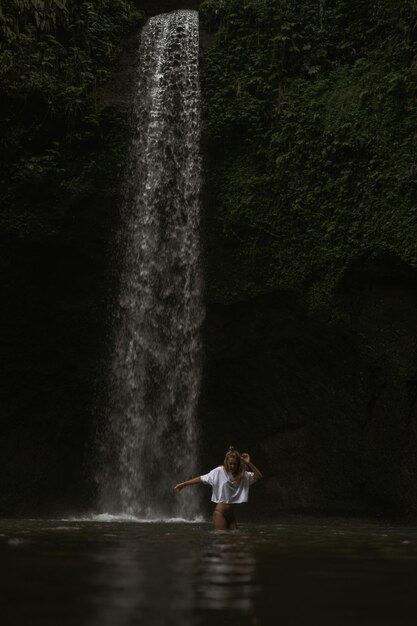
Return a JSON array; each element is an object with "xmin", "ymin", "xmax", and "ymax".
[
  {"xmin": 198, "ymin": 0, "xmax": 417, "ymax": 515},
  {"xmin": 200, "ymin": 0, "xmax": 417, "ymax": 304},
  {"xmin": 1, "ymin": 0, "xmax": 417, "ymax": 515},
  {"xmin": 0, "ymin": 1, "xmax": 142, "ymax": 514}
]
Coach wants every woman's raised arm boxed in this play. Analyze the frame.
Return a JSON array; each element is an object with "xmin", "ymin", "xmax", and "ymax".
[
  {"xmin": 174, "ymin": 476, "xmax": 202, "ymax": 491},
  {"xmin": 241, "ymin": 453, "xmax": 263, "ymax": 480}
]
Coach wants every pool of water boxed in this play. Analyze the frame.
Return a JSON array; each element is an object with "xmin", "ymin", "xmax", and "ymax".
[{"xmin": 0, "ymin": 515, "xmax": 416, "ymax": 626}]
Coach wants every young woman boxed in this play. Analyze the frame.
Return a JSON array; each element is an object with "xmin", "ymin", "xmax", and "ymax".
[{"xmin": 174, "ymin": 446, "xmax": 262, "ymax": 529}]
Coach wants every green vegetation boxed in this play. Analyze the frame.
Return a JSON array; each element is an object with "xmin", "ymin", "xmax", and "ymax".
[
  {"xmin": 2, "ymin": 0, "xmax": 417, "ymax": 305},
  {"xmin": 0, "ymin": 0, "xmax": 142, "ymax": 237},
  {"xmin": 200, "ymin": 0, "xmax": 417, "ymax": 306}
]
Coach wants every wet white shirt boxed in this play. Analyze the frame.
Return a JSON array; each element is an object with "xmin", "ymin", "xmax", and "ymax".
[{"xmin": 200, "ymin": 466, "xmax": 257, "ymax": 504}]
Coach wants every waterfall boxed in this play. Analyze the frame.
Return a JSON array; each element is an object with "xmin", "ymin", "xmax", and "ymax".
[{"xmin": 98, "ymin": 10, "xmax": 203, "ymax": 519}]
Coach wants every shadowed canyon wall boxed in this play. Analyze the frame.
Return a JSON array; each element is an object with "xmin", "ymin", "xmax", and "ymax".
[
  {"xmin": 1, "ymin": 0, "xmax": 417, "ymax": 516},
  {"xmin": 198, "ymin": 0, "xmax": 417, "ymax": 516}
]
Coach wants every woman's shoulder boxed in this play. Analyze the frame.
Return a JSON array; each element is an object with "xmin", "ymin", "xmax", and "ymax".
[
  {"xmin": 208, "ymin": 466, "xmax": 225, "ymax": 477},
  {"xmin": 203, "ymin": 466, "xmax": 223, "ymax": 476}
]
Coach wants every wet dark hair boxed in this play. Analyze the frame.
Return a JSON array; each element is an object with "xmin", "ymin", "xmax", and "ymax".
[{"xmin": 223, "ymin": 445, "xmax": 246, "ymax": 482}]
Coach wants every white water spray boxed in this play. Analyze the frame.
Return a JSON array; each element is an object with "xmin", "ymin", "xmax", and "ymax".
[{"xmin": 98, "ymin": 10, "xmax": 203, "ymax": 519}]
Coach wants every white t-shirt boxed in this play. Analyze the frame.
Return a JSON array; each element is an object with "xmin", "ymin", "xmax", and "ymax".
[{"xmin": 200, "ymin": 466, "xmax": 257, "ymax": 504}]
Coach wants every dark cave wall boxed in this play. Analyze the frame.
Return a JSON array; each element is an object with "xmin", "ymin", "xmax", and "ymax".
[
  {"xmin": 0, "ymin": 2, "xmax": 139, "ymax": 515},
  {"xmin": 199, "ymin": 256, "xmax": 417, "ymax": 515},
  {"xmin": 336, "ymin": 256, "xmax": 417, "ymax": 512},
  {"xmin": 199, "ymin": 292, "xmax": 367, "ymax": 514},
  {"xmin": 0, "ymin": 240, "xmax": 104, "ymax": 514}
]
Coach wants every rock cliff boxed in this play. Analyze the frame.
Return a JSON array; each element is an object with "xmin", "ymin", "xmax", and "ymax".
[{"xmin": 1, "ymin": 0, "xmax": 417, "ymax": 516}]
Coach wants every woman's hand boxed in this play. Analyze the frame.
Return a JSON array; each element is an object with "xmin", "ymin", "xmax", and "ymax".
[
  {"xmin": 174, "ymin": 483, "xmax": 185, "ymax": 491},
  {"xmin": 241, "ymin": 453, "xmax": 250, "ymax": 464}
]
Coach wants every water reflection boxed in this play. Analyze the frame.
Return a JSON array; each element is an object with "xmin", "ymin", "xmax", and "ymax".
[
  {"xmin": 2, "ymin": 519, "xmax": 417, "ymax": 626},
  {"xmin": 196, "ymin": 532, "xmax": 258, "ymax": 614},
  {"xmin": 87, "ymin": 526, "xmax": 198, "ymax": 626},
  {"xmin": 87, "ymin": 526, "xmax": 259, "ymax": 626},
  {"xmin": 89, "ymin": 538, "xmax": 146, "ymax": 626}
]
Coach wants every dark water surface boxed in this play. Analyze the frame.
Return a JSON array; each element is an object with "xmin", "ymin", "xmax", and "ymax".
[{"xmin": 1, "ymin": 516, "xmax": 416, "ymax": 626}]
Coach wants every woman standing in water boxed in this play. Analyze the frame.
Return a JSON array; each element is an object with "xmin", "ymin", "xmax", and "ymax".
[{"xmin": 174, "ymin": 446, "xmax": 262, "ymax": 529}]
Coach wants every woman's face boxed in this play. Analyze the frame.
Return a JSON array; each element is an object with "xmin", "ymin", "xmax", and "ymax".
[{"xmin": 226, "ymin": 456, "xmax": 239, "ymax": 475}]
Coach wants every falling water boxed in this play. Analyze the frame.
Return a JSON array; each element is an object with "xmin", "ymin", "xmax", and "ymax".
[{"xmin": 98, "ymin": 10, "xmax": 203, "ymax": 519}]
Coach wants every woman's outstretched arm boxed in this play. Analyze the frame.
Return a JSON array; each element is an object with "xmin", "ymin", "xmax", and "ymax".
[
  {"xmin": 174, "ymin": 476, "xmax": 202, "ymax": 491},
  {"xmin": 241, "ymin": 453, "xmax": 263, "ymax": 480}
]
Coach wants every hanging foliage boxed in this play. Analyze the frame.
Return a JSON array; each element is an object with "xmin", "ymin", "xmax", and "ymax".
[
  {"xmin": 200, "ymin": 0, "xmax": 417, "ymax": 306},
  {"xmin": 0, "ymin": 0, "xmax": 141, "ymax": 225}
]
